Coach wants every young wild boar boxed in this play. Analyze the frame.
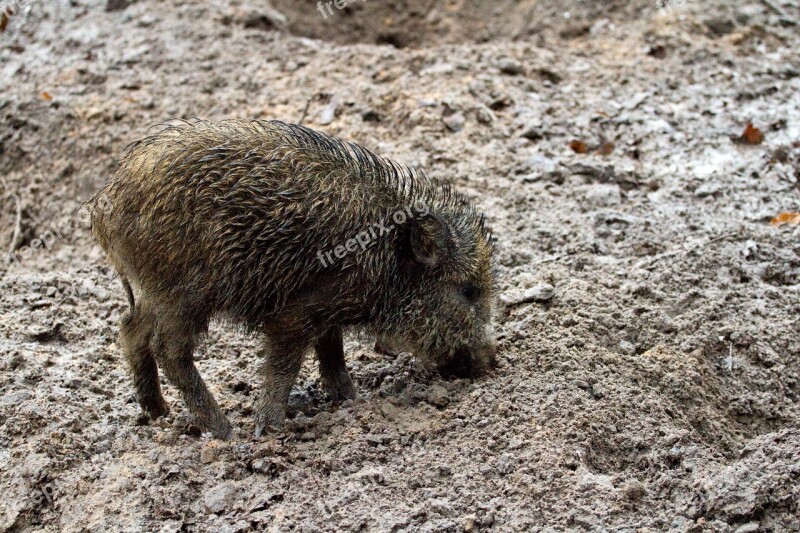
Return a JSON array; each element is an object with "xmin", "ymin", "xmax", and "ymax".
[{"xmin": 89, "ymin": 119, "xmax": 496, "ymax": 439}]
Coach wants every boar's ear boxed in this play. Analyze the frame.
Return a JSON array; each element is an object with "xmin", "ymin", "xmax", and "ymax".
[{"xmin": 409, "ymin": 213, "xmax": 450, "ymax": 268}]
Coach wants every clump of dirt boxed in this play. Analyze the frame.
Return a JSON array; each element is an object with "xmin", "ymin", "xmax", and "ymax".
[
  {"xmin": 1, "ymin": 0, "xmax": 799, "ymax": 531},
  {"xmin": 266, "ymin": 0, "xmax": 651, "ymax": 48}
]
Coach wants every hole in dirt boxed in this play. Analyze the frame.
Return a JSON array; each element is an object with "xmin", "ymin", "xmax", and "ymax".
[{"xmin": 268, "ymin": 0, "xmax": 653, "ymax": 48}]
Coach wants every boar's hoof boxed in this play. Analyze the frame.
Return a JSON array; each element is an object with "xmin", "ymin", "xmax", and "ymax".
[
  {"xmin": 139, "ymin": 397, "xmax": 170, "ymax": 420},
  {"xmin": 210, "ymin": 420, "xmax": 234, "ymax": 441},
  {"xmin": 254, "ymin": 422, "xmax": 282, "ymax": 439},
  {"xmin": 322, "ymin": 372, "xmax": 358, "ymax": 405},
  {"xmin": 254, "ymin": 406, "xmax": 286, "ymax": 438}
]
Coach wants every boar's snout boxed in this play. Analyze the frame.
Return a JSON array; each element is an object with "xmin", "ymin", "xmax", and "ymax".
[{"xmin": 439, "ymin": 341, "xmax": 497, "ymax": 379}]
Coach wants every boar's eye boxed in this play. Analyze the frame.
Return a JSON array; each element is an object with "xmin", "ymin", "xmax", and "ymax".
[{"xmin": 462, "ymin": 285, "xmax": 481, "ymax": 302}]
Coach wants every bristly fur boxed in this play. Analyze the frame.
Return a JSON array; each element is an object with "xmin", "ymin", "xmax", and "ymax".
[{"xmin": 88, "ymin": 118, "xmax": 497, "ymax": 438}]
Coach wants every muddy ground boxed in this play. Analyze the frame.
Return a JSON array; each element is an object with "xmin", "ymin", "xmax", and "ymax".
[{"xmin": 1, "ymin": 0, "xmax": 799, "ymax": 531}]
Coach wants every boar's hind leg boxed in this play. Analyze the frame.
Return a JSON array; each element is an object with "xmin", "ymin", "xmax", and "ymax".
[
  {"xmin": 315, "ymin": 327, "xmax": 358, "ymax": 404},
  {"xmin": 120, "ymin": 300, "xmax": 169, "ymax": 420},
  {"xmin": 152, "ymin": 308, "xmax": 233, "ymax": 440},
  {"xmin": 254, "ymin": 335, "xmax": 310, "ymax": 437}
]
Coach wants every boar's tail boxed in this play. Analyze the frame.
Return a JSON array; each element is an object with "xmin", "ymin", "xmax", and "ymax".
[{"xmin": 121, "ymin": 277, "xmax": 135, "ymax": 315}]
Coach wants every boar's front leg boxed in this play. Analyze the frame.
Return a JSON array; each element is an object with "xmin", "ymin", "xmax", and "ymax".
[
  {"xmin": 254, "ymin": 333, "xmax": 310, "ymax": 437},
  {"xmin": 315, "ymin": 327, "xmax": 358, "ymax": 404}
]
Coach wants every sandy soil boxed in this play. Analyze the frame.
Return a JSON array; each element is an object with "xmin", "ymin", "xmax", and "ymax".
[{"xmin": 1, "ymin": 0, "xmax": 799, "ymax": 531}]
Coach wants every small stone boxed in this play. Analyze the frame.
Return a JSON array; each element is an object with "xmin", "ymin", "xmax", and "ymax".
[
  {"xmin": 106, "ymin": 0, "xmax": 132, "ymax": 11},
  {"xmin": 443, "ymin": 113, "xmax": 465, "ymax": 132},
  {"xmin": 77, "ymin": 279, "xmax": 98, "ymax": 297},
  {"xmin": 18, "ymin": 400, "xmax": 46, "ymax": 418},
  {"xmin": 618, "ymin": 340, "xmax": 636, "ymax": 355},
  {"xmin": 585, "ymin": 184, "xmax": 621, "ymax": 207},
  {"xmin": 500, "ymin": 284, "xmax": 554, "ymax": 307},
  {"xmin": 0, "ymin": 391, "xmax": 32, "ymax": 406},
  {"xmin": 26, "ymin": 323, "xmax": 65, "ymax": 344},
  {"xmin": 573, "ymin": 380, "xmax": 591, "ymax": 391},
  {"xmin": 463, "ymin": 517, "xmax": 477, "ymax": 532},
  {"xmin": 694, "ymin": 182, "xmax": 721, "ymax": 197},
  {"xmin": 319, "ymin": 100, "xmax": 338, "ymax": 126},
  {"xmin": 426, "ymin": 385, "xmax": 449, "ymax": 407},
  {"xmin": 45, "ymin": 286, "xmax": 57, "ymax": 297},
  {"xmin": 95, "ymin": 287, "xmax": 111, "ymax": 302},
  {"xmin": 520, "ymin": 119, "xmax": 544, "ymax": 141},
  {"xmin": 521, "ymin": 153, "xmax": 558, "ymax": 174},
  {"xmin": 241, "ymin": 4, "xmax": 287, "ymax": 30},
  {"xmin": 621, "ymin": 480, "xmax": 646, "ymax": 501},
  {"xmin": 572, "ymin": 514, "xmax": 600, "ymax": 530},
  {"xmin": 219, "ymin": 520, "xmax": 251, "ymax": 533},
  {"xmin": 496, "ymin": 454, "xmax": 516, "ymax": 475},
  {"xmin": 84, "ymin": 106, "xmax": 105, "ymax": 121},
  {"xmin": 497, "ymin": 58, "xmax": 524, "ymax": 75},
  {"xmin": 528, "ymin": 283, "xmax": 554, "ymax": 302},
  {"xmin": 29, "ymin": 299, "xmax": 52, "ymax": 309},
  {"xmin": 252, "ymin": 458, "xmax": 277, "ymax": 474},
  {"xmin": 355, "ymin": 466, "xmax": 386, "ymax": 485},
  {"xmin": 591, "ymin": 383, "xmax": 606, "ymax": 399},
  {"xmin": 136, "ymin": 15, "xmax": 156, "ymax": 28},
  {"xmin": 203, "ymin": 482, "xmax": 238, "ymax": 514},
  {"xmin": 704, "ymin": 16, "xmax": 735, "ymax": 36},
  {"xmin": 734, "ymin": 523, "xmax": 760, "ymax": 533},
  {"xmin": 594, "ymin": 211, "xmax": 637, "ymax": 227},
  {"xmin": 475, "ymin": 106, "xmax": 495, "ymax": 125},
  {"xmin": 200, "ymin": 441, "xmax": 224, "ymax": 464}
]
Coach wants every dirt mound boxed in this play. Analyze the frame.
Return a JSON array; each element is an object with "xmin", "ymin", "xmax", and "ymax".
[{"xmin": 262, "ymin": 0, "xmax": 651, "ymax": 48}]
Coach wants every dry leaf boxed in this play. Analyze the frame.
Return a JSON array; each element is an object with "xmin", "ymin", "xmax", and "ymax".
[
  {"xmin": 597, "ymin": 141, "xmax": 615, "ymax": 156},
  {"xmin": 741, "ymin": 123, "xmax": 763, "ymax": 145},
  {"xmin": 0, "ymin": 13, "xmax": 9, "ymax": 33},
  {"xmin": 770, "ymin": 213, "xmax": 800, "ymax": 226},
  {"xmin": 40, "ymin": 91, "xmax": 53, "ymax": 101},
  {"xmin": 568, "ymin": 140, "xmax": 588, "ymax": 154}
]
